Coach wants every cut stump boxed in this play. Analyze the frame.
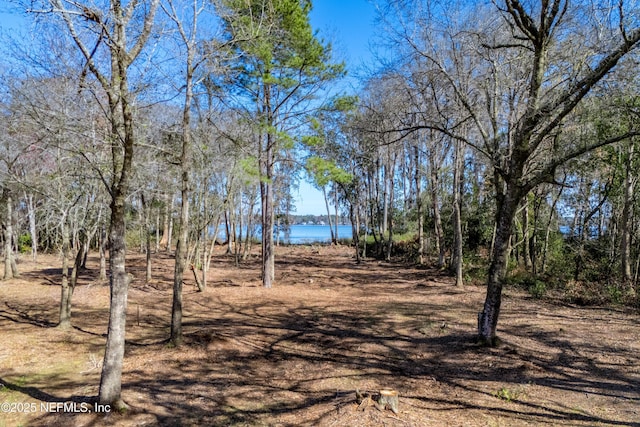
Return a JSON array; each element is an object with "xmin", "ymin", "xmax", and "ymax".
[{"xmin": 355, "ymin": 388, "xmax": 399, "ymax": 414}]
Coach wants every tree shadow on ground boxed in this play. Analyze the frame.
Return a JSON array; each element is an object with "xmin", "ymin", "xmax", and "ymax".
[
  {"xmin": 42, "ymin": 295, "xmax": 633, "ymax": 427},
  {"xmin": 5, "ymin": 250, "xmax": 639, "ymax": 426}
]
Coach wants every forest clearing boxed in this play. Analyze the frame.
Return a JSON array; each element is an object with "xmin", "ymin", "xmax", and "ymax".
[{"xmin": 1, "ymin": 245, "xmax": 638, "ymax": 427}]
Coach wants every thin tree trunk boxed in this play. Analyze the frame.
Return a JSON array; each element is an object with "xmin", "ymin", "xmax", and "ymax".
[
  {"xmin": 26, "ymin": 192, "xmax": 37, "ymax": 262},
  {"xmin": 260, "ymin": 76, "xmax": 276, "ymax": 288},
  {"xmin": 522, "ymin": 195, "xmax": 532, "ymax": 269},
  {"xmin": 160, "ymin": 192, "xmax": 170, "ymax": 250},
  {"xmin": 171, "ymin": 39, "xmax": 195, "ymax": 345},
  {"xmin": 58, "ymin": 216, "xmax": 71, "ymax": 329},
  {"xmin": 350, "ymin": 201, "xmax": 361, "ymax": 263},
  {"xmin": 242, "ymin": 194, "xmax": 254, "ymax": 260},
  {"xmin": 334, "ymin": 187, "xmax": 339, "ymax": 242},
  {"xmin": 451, "ymin": 139, "xmax": 464, "ymax": 286},
  {"xmin": 99, "ymin": 225, "xmax": 107, "ymax": 282},
  {"xmin": 141, "ymin": 194, "xmax": 152, "ymax": 284},
  {"xmin": 430, "ymin": 167, "xmax": 445, "ymax": 268},
  {"xmin": 620, "ymin": 142, "xmax": 634, "ymax": 284},
  {"xmin": 323, "ymin": 186, "xmax": 336, "ymax": 244},
  {"xmin": 155, "ymin": 208, "xmax": 160, "ymax": 253},
  {"xmin": 386, "ymin": 164, "xmax": 396, "ymax": 262},
  {"xmin": 167, "ymin": 196, "xmax": 174, "ymax": 252},
  {"xmin": 541, "ymin": 176, "xmax": 566, "ymax": 273},
  {"xmin": 414, "ymin": 146, "xmax": 424, "ymax": 265},
  {"xmin": 2, "ymin": 190, "xmax": 18, "ymax": 280}
]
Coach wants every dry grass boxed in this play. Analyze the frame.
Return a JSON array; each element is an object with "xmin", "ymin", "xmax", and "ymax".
[{"xmin": 1, "ymin": 245, "xmax": 639, "ymax": 426}]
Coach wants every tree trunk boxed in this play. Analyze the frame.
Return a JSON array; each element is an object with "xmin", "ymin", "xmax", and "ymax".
[
  {"xmin": 58, "ymin": 217, "xmax": 71, "ymax": 329},
  {"xmin": 99, "ymin": 225, "xmax": 107, "ymax": 281},
  {"xmin": 323, "ymin": 186, "xmax": 336, "ymax": 244},
  {"xmin": 141, "ymin": 194, "xmax": 152, "ymax": 284},
  {"xmin": 3, "ymin": 190, "xmax": 18, "ymax": 280},
  {"xmin": 155, "ymin": 208, "xmax": 160, "ymax": 253},
  {"xmin": 99, "ymin": 192, "xmax": 130, "ymax": 408},
  {"xmin": 521, "ymin": 196, "xmax": 532, "ymax": 269},
  {"xmin": 159, "ymin": 192, "xmax": 170, "ymax": 250},
  {"xmin": 167, "ymin": 196, "xmax": 174, "ymax": 252},
  {"xmin": 414, "ymin": 146, "xmax": 424, "ymax": 265},
  {"xmin": 451, "ymin": 139, "xmax": 464, "ymax": 286},
  {"xmin": 620, "ymin": 142, "xmax": 634, "ymax": 284},
  {"xmin": 386, "ymin": 170, "xmax": 395, "ymax": 262},
  {"xmin": 478, "ymin": 186, "xmax": 521, "ymax": 345},
  {"xmin": 26, "ymin": 192, "xmax": 37, "ymax": 262},
  {"xmin": 261, "ymin": 80, "xmax": 275, "ymax": 289},
  {"xmin": 60, "ymin": 228, "xmax": 86, "ymax": 329},
  {"xmin": 430, "ymin": 167, "xmax": 445, "ymax": 268},
  {"xmin": 242, "ymin": 193, "xmax": 255, "ymax": 260},
  {"xmin": 261, "ymin": 160, "xmax": 275, "ymax": 288},
  {"xmin": 171, "ymin": 42, "xmax": 195, "ymax": 344},
  {"xmin": 334, "ymin": 187, "xmax": 339, "ymax": 242},
  {"xmin": 350, "ymin": 201, "xmax": 361, "ymax": 263}
]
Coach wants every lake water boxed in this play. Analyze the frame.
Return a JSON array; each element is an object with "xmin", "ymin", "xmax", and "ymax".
[
  {"xmin": 280, "ymin": 224, "xmax": 352, "ymax": 244},
  {"xmin": 220, "ymin": 224, "xmax": 353, "ymax": 244}
]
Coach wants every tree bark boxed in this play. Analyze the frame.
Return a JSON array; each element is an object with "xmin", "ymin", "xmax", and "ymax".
[
  {"xmin": 261, "ymin": 80, "xmax": 275, "ymax": 288},
  {"xmin": 99, "ymin": 192, "xmax": 129, "ymax": 408},
  {"xmin": 159, "ymin": 192, "xmax": 170, "ymax": 250},
  {"xmin": 26, "ymin": 192, "xmax": 37, "ymax": 262},
  {"xmin": 261, "ymin": 152, "xmax": 275, "ymax": 288},
  {"xmin": 521, "ymin": 196, "xmax": 532, "ymax": 269},
  {"xmin": 414, "ymin": 145, "xmax": 424, "ymax": 265},
  {"xmin": 430, "ymin": 166, "xmax": 445, "ymax": 268},
  {"xmin": 451, "ymin": 139, "xmax": 464, "ymax": 286},
  {"xmin": 2, "ymin": 190, "xmax": 18, "ymax": 280},
  {"xmin": 141, "ymin": 194, "xmax": 152, "ymax": 284},
  {"xmin": 170, "ymin": 18, "xmax": 196, "ymax": 343},
  {"xmin": 620, "ymin": 141, "xmax": 634, "ymax": 284},
  {"xmin": 99, "ymin": 225, "xmax": 107, "ymax": 282},
  {"xmin": 478, "ymin": 186, "xmax": 522, "ymax": 345},
  {"xmin": 322, "ymin": 186, "xmax": 336, "ymax": 244},
  {"xmin": 58, "ymin": 216, "xmax": 71, "ymax": 328}
]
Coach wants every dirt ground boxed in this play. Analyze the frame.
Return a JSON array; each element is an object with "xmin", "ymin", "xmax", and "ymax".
[{"xmin": 1, "ymin": 245, "xmax": 639, "ymax": 427}]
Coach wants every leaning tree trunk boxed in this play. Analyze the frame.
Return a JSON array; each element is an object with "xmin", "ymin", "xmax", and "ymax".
[
  {"xmin": 478, "ymin": 186, "xmax": 521, "ymax": 345},
  {"xmin": 60, "ymin": 228, "xmax": 86, "ymax": 329}
]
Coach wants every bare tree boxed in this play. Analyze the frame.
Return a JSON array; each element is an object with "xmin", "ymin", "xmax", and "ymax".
[
  {"xmin": 32, "ymin": 0, "xmax": 160, "ymax": 407},
  {"xmin": 378, "ymin": 0, "xmax": 640, "ymax": 344}
]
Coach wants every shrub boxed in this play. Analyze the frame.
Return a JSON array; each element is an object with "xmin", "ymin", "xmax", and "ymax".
[{"xmin": 18, "ymin": 233, "xmax": 32, "ymax": 254}]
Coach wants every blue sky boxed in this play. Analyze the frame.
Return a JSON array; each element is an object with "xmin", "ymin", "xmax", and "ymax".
[
  {"xmin": 0, "ymin": 1, "xmax": 378, "ymax": 216},
  {"xmin": 298, "ymin": 0, "xmax": 377, "ymax": 215}
]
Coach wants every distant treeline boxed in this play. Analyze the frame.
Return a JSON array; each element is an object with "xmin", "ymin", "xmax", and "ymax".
[{"xmin": 286, "ymin": 215, "xmax": 350, "ymax": 226}]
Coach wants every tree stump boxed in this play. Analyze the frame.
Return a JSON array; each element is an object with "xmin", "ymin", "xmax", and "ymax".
[
  {"xmin": 355, "ymin": 389, "xmax": 399, "ymax": 414},
  {"xmin": 376, "ymin": 389, "xmax": 399, "ymax": 414}
]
